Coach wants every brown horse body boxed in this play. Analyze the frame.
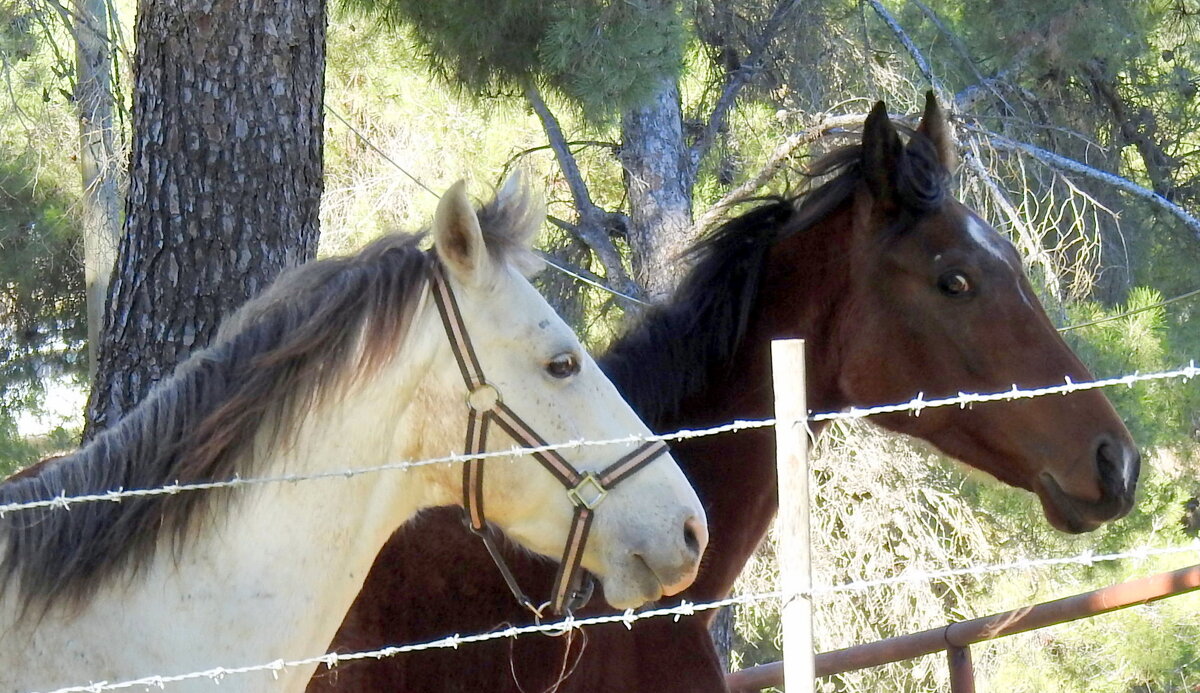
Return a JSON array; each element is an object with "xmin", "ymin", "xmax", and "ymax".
[{"xmin": 308, "ymin": 96, "xmax": 1138, "ymax": 692}]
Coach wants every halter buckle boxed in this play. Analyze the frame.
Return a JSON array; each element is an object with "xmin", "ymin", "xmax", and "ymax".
[
  {"xmin": 465, "ymin": 382, "xmax": 501, "ymax": 412},
  {"xmin": 566, "ymin": 473, "xmax": 608, "ymax": 510}
]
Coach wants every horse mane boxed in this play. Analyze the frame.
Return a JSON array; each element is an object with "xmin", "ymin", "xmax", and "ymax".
[
  {"xmin": 0, "ymin": 186, "xmax": 538, "ymax": 610},
  {"xmin": 602, "ymin": 126, "xmax": 946, "ymax": 425}
]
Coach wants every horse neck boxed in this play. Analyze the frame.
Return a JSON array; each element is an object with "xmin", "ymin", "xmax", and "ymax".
[
  {"xmin": 660, "ymin": 203, "xmax": 857, "ymax": 602},
  {"xmin": 6, "ymin": 303, "xmax": 456, "ymax": 691}
]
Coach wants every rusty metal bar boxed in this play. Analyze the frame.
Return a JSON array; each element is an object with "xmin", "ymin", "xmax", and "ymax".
[
  {"xmin": 725, "ymin": 562, "xmax": 1200, "ymax": 692},
  {"xmin": 947, "ymin": 646, "xmax": 975, "ymax": 693}
]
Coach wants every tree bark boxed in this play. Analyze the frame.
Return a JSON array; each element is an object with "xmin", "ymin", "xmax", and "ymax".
[
  {"xmin": 72, "ymin": 0, "xmax": 123, "ymax": 381},
  {"xmin": 619, "ymin": 75, "xmax": 695, "ymax": 299},
  {"xmin": 83, "ymin": 0, "xmax": 326, "ymax": 439}
]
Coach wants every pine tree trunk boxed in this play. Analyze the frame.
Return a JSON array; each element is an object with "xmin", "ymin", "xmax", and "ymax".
[
  {"xmin": 73, "ymin": 0, "xmax": 122, "ymax": 381},
  {"xmin": 620, "ymin": 71, "xmax": 739, "ymax": 672},
  {"xmin": 83, "ymin": 0, "xmax": 326, "ymax": 439},
  {"xmin": 619, "ymin": 75, "xmax": 696, "ymax": 299}
]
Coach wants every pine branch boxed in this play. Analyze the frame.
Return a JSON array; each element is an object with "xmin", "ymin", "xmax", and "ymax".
[
  {"xmin": 688, "ymin": 0, "xmax": 804, "ymax": 177},
  {"xmin": 965, "ymin": 125, "xmax": 1200, "ymax": 243},
  {"xmin": 908, "ymin": 0, "xmax": 982, "ymax": 83},
  {"xmin": 500, "ymin": 140, "xmax": 617, "ymax": 182},
  {"xmin": 692, "ymin": 113, "xmax": 864, "ymax": 235},
  {"xmin": 525, "ymin": 83, "xmax": 641, "ymax": 298},
  {"xmin": 865, "ymin": 0, "xmax": 946, "ymax": 96}
]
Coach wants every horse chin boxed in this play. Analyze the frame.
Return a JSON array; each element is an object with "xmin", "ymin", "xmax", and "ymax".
[
  {"xmin": 598, "ymin": 555, "xmax": 668, "ymax": 610},
  {"xmin": 1035, "ymin": 473, "xmax": 1116, "ymax": 534}
]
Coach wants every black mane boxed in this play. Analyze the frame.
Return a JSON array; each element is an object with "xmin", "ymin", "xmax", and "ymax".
[
  {"xmin": 600, "ymin": 200, "xmax": 793, "ymax": 426},
  {"xmin": 601, "ymin": 127, "xmax": 946, "ymax": 426}
]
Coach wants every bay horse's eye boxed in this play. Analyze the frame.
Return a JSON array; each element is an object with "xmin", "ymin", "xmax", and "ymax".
[
  {"xmin": 546, "ymin": 353, "xmax": 581, "ymax": 379},
  {"xmin": 937, "ymin": 271, "xmax": 972, "ymax": 297}
]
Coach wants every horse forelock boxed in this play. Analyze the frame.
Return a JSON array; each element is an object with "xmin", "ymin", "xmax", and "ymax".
[
  {"xmin": 0, "ymin": 232, "xmax": 439, "ymax": 611},
  {"xmin": 475, "ymin": 178, "xmax": 545, "ymax": 276}
]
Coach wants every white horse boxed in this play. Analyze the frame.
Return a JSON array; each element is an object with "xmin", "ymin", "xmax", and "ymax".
[{"xmin": 0, "ymin": 179, "xmax": 707, "ymax": 692}]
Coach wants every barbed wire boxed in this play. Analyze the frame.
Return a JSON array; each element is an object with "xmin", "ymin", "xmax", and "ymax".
[
  {"xmin": 32, "ymin": 541, "xmax": 1200, "ymax": 693},
  {"xmin": 809, "ymin": 361, "xmax": 1198, "ymax": 423},
  {"xmin": 3, "ymin": 361, "xmax": 1196, "ymax": 518}
]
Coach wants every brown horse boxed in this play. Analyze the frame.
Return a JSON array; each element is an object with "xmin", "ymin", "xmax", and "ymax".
[{"xmin": 307, "ymin": 94, "xmax": 1138, "ymax": 692}]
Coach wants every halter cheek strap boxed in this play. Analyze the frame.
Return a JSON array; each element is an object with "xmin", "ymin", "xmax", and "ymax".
[{"xmin": 429, "ymin": 260, "xmax": 670, "ymax": 616}]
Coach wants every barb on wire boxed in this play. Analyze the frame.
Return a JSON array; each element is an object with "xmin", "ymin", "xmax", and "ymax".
[
  {"xmin": 5, "ymin": 363, "xmax": 1199, "ymax": 517},
  {"xmin": 33, "ymin": 541, "xmax": 1200, "ymax": 693},
  {"xmin": 0, "ymin": 418, "xmax": 778, "ymax": 517},
  {"xmin": 33, "ymin": 592, "xmax": 776, "ymax": 693},
  {"xmin": 810, "ymin": 361, "xmax": 1200, "ymax": 423},
  {"xmin": 814, "ymin": 541, "xmax": 1200, "ymax": 596}
]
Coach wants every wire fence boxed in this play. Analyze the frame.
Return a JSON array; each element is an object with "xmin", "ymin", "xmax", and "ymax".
[
  {"xmin": 33, "ymin": 541, "xmax": 1200, "ymax": 693},
  {"xmin": 3, "ymin": 361, "xmax": 1196, "ymax": 518},
  {"xmin": 7, "ymin": 360, "xmax": 1200, "ymax": 692}
]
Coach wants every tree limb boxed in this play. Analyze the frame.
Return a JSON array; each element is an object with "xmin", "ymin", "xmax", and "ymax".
[
  {"xmin": 960, "ymin": 141, "xmax": 1064, "ymax": 305},
  {"xmin": 1081, "ymin": 60, "xmax": 1179, "ymax": 200},
  {"xmin": 692, "ymin": 113, "xmax": 865, "ymax": 235},
  {"xmin": 688, "ymin": 0, "xmax": 804, "ymax": 176},
  {"xmin": 500, "ymin": 140, "xmax": 617, "ymax": 183},
  {"xmin": 526, "ymin": 83, "xmax": 599, "ymax": 213},
  {"xmin": 964, "ymin": 125, "xmax": 1200, "ymax": 243},
  {"xmin": 524, "ymin": 83, "xmax": 641, "ymax": 297},
  {"xmin": 907, "ymin": 0, "xmax": 1016, "ymax": 116},
  {"xmin": 865, "ymin": 0, "xmax": 946, "ymax": 97}
]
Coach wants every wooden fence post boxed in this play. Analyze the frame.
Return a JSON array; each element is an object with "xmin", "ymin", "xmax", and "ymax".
[{"xmin": 772, "ymin": 339, "xmax": 814, "ymax": 692}]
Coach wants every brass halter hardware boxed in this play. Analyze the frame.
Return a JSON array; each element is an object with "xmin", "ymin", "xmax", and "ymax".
[{"xmin": 428, "ymin": 260, "xmax": 670, "ymax": 616}]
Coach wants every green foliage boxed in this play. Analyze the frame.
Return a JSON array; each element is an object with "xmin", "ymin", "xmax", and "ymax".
[
  {"xmin": 951, "ymin": 0, "xmax": 1158, "ymax": 73},
  {"xmin": 0, "ymin": 409, "xmax": 37, "ymax": 478},
  {"xmin": 1065, "ymin": 287, "xmax": 1192, "ymax": 449},
  {"xmin": 0, "ymin": 4, "xmax": 90, "ymax": 472},
  {"xmin": 337, "ymin": 0, "xmax": 685, "ymax": 122},
  {"xmin": 0, "ymin": 155, "xmax": 86, "ymax": 386}
]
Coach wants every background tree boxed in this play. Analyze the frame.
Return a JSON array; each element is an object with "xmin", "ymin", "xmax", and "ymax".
[
  {"xmin": 54, "ymin": 0, "xmax": 124, "ymax": 379},
  {"xmin": 0, "ymin": 4, "xmax": 89, "ymax": 475},
  {"xmin": 82, "ymin": 0, "xmax": 328, "ymax": 438}
]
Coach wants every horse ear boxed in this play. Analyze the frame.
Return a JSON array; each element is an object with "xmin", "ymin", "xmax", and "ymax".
[
  {"xmin": 433, "ymin": 180, "xmax": 491, "ymax": 286},
  {"xmin": 915, "ymin": 90, "xmax": 958, "ymax": 171},
  {"xmin": 862, "ymin": 100, "xmax": 903, "ymax": 205}
]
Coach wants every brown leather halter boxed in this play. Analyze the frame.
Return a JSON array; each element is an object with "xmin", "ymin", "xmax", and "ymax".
[{"xmin": 429, "ymin": 260, "xmax": 671, "ymax": 616}]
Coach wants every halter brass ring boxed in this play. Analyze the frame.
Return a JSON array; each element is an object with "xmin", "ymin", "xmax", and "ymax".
[
  {"xmin": 567, "ymin": 473, "xmax": 608, "ymax": 510},
  {"xmin": 466, "ymin": 382, "xmax": 501, "ymax": 412}
]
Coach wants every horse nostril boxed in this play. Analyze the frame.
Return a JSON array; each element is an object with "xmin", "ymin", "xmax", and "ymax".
[
  {"xmin": 683, "ymin": 515, "xmax": 707, "ymax": 557},
  {"xmin": 1096, "ymin": 439, "xmax": 1136, "ymax": 497}
]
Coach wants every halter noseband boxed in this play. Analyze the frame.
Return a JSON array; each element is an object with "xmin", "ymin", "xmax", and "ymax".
[{"xmin": 429, "ymin": 260, "xmax": 670, "ymax": 616}]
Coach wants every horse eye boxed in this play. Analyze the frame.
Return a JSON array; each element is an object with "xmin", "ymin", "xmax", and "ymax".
[
  {"xmin": 937, "ymin": 271, "xmax": 972, "ymax": 297},
  {"xmin": 546, "ymin": 353, "xmax": 581, "ymax": 379}
]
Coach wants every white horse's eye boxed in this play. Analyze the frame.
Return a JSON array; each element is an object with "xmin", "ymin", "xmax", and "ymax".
[{"xmin": 546, "ymin": 353, "xmax": 581, "ymax": 379}]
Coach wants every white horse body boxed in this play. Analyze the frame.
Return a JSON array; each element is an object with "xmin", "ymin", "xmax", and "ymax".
[
  {"xmin": 3, "ymin": 307, "xmax": 453, "ymax": 691},
  {"xmin": 1, "ymin": 180, "xmax": 707, "ymax": 693}
]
